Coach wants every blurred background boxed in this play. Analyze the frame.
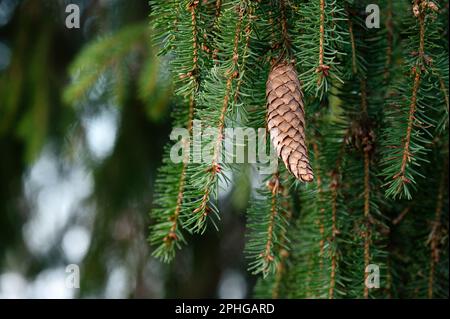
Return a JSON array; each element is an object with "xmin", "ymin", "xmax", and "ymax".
[{"xmin": 0, "ymin": 0, "xmax": 254, "ymax": 298}]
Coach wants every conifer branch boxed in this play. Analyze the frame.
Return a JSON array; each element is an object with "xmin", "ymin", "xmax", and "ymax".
[
  {"xmin": 264, "ymin": 175, "xmax": 280, "ymax": 270},
  {"xmin": 272, "ymin": 174, "xmax": 292, "ymax": 298},
  {"xmin": 393, "ymin": 6, "xmax": 427, "ymax": 184},
  {"xmin": 395, "ymin": 70, "xmax": 421, "ymax": 184},
  {"xmin": 293, "ymin": 0, "xmax": 346, "ymax": 96},
  {"xmin": 279, "ymin": 0, "xmax": 291, "ymax": 56},
  {"xmin": 202, "ymin": 0, "xmax": 223, "ymax": 60},
  {"xmin": 214, "ymin": 0, "xmax": 223, "ymax": 23},
  {"xmin": 251, "ymin": 170, "xmax": 294, "ymax": 297},
  {"xmin": 392, "ymin": 206, "xmax": 411, "ymax": 225},
  {"xmin": 149, "ymin": 0, "xmax": 206, "ymax": 262},
  {"xmin": 245, "ymin": 170, "xmax": 290, "ymax": 278},
  {"xmin": 380, "ymin": 0, "xmax": 444, "ymax": 199},
  {"xmin": 63, "ymin": 23, "xmax": 149, "ymax": 105},
  {"xmin": 327, "ymin": 129, "xmax": 349, "ymax": 299},
  {"xmin": 187, "ymin": 3, "xmax": 245, "ymax": 233},
  {"xmin": 234, "ymin": 18, "xmax": 253, "ymax": 105},
  {"xmin": 272, "ymin": 251, "xmax": 287, "ymax": 298},
  {"xmin": 328, "ymin": 171, "xmax": 339, "ymax": 299},
  {"xmin": 361, "ymin": 78, "xmax": 372, "ymax": 299},
  {"xmin": 317, "ymin": 0, "xmax": 326, "ymax": 85}
]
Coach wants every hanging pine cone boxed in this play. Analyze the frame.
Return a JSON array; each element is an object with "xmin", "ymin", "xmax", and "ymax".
[{"xmin": 266, "ymin": 61, "xmax": 314, "ymax": 182}]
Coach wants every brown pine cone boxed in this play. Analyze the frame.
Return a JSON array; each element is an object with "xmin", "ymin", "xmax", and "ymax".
[{"xmin": 266, "ymin": 61, "xmax": 314, "ymax": 182}]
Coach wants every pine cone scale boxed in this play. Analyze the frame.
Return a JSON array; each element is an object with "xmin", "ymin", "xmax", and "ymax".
[{"xmin": 266, "ymin": 61, "xmax": 313, "ymax": 182}]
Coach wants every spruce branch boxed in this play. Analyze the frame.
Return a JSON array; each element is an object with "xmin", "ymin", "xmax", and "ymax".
[
  {"xmin": 292, "ymin": 0, "xmax": 347, "ymax": 97},
  {"xmin": 183, "ymin": 0, "xmax": 255, "ymax": 234},
  {"xmin": 389, "ymin": 143, "xmax": 448, "ymax": 298},
  {"xmin": 271, "ymin": 172, "xmax": 293, "ymax": 298},
  {"xmin": 328, "ymin": 169, "xmax": 340, "ymax": 298},
  {"xmin": 149, "ymin": 0, "xmax": 206, "ymax": 262},
  {"xmin": 392, "ymin": 206, "xmax": 411, "ymax": 225},
  {"xmin": 245, "ymin": 170, "xmax": 291, "ymax": 278},
  {"xmin": 327, "ymin": 126, "xmax": 350, "ymax": 299},
  {"xmin": 63, "ymin": 23, "xmax": 149, "ymax": 106},
  {"xmin": 287, "ymin": 104, "xmax": 348, "ymax": 299},
  {"xmin": 279, "ymin": 0, "xmax": 291, "ymax": 56},
  {"xmin": 331, "ymin": 4, "xmax": 389, "ymax": 298}
]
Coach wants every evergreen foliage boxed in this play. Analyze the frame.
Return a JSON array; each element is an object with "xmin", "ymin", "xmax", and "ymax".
[
  {"xmin": 148, "ymin": 0, "xmax": 449, "ymax": 298},
  {"xmin": 63, "ymin": 22, "xmax": 171, "ymax": 121}
]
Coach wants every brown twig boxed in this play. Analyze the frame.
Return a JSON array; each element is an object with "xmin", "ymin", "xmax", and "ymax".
[
  {"xmin": 317, "ymin": 0, "xmax": 329, "ymax": 85},
  {"xmin": 279, "ymin": 0, "xmax": 291, "ymax": 54},
  {"xmin": 264, "ymin": 173, "xmax": 281, "ymax": 273},
  {"xmin": 394, "ymin": 1, "xmax": 426, "ymax": 183},
  {"xmin": 327, "ymin": 130, "xmax": 350, "ymax": 299},
  {"xmin": 392, "ymin": 207, "xmax": 411, "ymax": 225}
]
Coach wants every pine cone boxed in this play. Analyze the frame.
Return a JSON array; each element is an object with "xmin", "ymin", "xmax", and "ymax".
[{"xmin": 266, "ymin": 61, "xmax": 314, "ymax": 182}]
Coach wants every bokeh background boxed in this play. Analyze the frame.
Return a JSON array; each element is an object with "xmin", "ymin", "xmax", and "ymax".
[{"xmin": 0, "ymin": 0, "xmax": 255, "ymax": 298}]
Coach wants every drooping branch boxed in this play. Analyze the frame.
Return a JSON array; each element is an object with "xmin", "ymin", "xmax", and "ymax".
[
  {"xmin": 393, "ymin": 71, "xmax": 421, "ymax": 185},
  {"xmin": 427, "ymin": 158, "xmax": 447, "ymax": 298},
  {"xmin": 272, "ymin": 172, "xmax": 293, "ymax": 298},
  {"xmin": 363, "ymin": 150, "xmax": 371, "ymax": 299},
  {"xmin": 191, "ymin": 4, "xmax": 245, "ymax": 232},
  {"xmin": 317, "ymin": 0, "xmax": 326, "ymax": 85}
]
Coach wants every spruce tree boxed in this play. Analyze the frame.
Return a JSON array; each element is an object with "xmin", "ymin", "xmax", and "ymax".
[{"xmin": 148, "ymin": 0, "xmax": 449, "ymax": 298}]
